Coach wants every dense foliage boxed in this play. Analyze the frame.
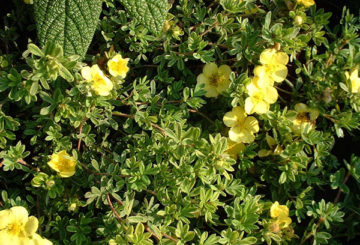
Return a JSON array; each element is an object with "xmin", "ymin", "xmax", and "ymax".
[{"xmin": 1, "ymin": 0, "xmax": 360, "ymax": 244}]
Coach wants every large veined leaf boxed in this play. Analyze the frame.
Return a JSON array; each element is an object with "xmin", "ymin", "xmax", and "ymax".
[
  {"xmin": 34, "ymin": 0, "xmax": 102, "ymax": 57},
  {"xmin": 120, "ymin": 0, "xmax": 168, "ymax": 35}
]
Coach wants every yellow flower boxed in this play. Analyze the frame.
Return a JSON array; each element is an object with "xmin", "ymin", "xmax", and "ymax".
[
  {"xmin": 255, "ymin": 48, "xmax": 289, "ymax": 83},
  {"xmin": 197, "ymin": 63, "xmax": 232, "ymax": 98},
  {"xmin": 107, "ymin": 54, "xmax": 129, "ymax": 79},
  {"xmin": 345, "ymin": 66, "xmax": 360, "ymax": 93},
  {"xmin": 0, "ymin": 206, "xmax": 52, "ymax": 245},
  {"xmin": 258, "ymin": 134, "xmax": 283, "ymax": 157},
  {"xmin": 223, "ymin": 106, "xmax": 259, "ymax": 143},
  {"xmin": 226, "ymin": 138, "xmax": 245, "ymax": 160},
  {"xmin": 289, "ymin": 103, "xmax": 319, "ymax": 135},
  {"xmin": 81, "ymin": 65, "xmax": 113, "ymax": 96},
  {"xmin": 296, "ymin": 0, "xmax": 315, "ymax": 7},
  {"xmin": 24, "ymin": 0, "xmax": 33, "ymax": 4},
  {"xmin": 270, "ymin": 201, "xmax": 292, "ymax": 228},
  {"xmin": 48, "ymin": 150, "xmax": 76, "ymax": 178},
  {"xmin": 245, "ymin": 77, "xmax": 278, "ymax": 114}
]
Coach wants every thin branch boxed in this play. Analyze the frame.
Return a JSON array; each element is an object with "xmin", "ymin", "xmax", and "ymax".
[
  {"xmin": 36, "ymin": 196, "xmax": 42, "ymax": 235},
  {"xmin": 17, "ymin": 159, "xmax": 39, "ymax": 172},
  {"xmin": 106, "ymin": 194, "xmax": 123, "ymax": 222},
  {"xmin": 275, "ymin": 86, "xmax": 293, "ymax": 95},
  {"xmin": 200, "ymin": 21, "xmax": 219, "ymax": 37},
  {"xmin": 188, "ymin": 109, "xmax": 214, "ymax": 124},
  {"xmin": 334, "ymin": 171, "xmax": 351, "ymax": 203},
  {"xmin": 300, "ymin": 217, "xmax": 325, "ymax": 245},
  {"xmin": 77, "ymin": 117, "xmax": 88, "ymax": 151}
]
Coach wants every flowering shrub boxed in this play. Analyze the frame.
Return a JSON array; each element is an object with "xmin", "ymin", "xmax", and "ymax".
[{"xmin": 1, "ymin": 0, "xmax": 360, "ymax": 244}]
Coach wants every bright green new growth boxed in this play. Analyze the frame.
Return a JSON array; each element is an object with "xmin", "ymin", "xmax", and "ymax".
[
  {"xmin": 120, "ymin": 0, "xmax": 168, "ymax": 35},
  {"xmin": 34, "ymin": 0, "xmax": 102, "ymax": 57}
]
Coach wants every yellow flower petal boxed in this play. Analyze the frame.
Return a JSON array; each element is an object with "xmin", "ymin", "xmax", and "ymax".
[
  {"xmin": 264, "ymin": 86, "xmax": 278, "ymax": 104},
  {"xmin": 260, "ymin": 49, "xmax": 276, "ymax": 65},
  {"xmin": 216, "ymin": 79, "xmax": 230, "ymax": 94},
  {"xmin": 218, "ymin": 65, "xmax": 232, "ymax": 77},
  {"xmin": 232, "ymin": 106, "xmax": 246, "ymax": 121},
  {"xmin": 197, "ymin": 73, "xmax": 209, "ymax": 85},
  {"xmin": 278, "ymin": 216, "xmax": 292, "ymax": 228},
  {"xmin": 226, "ymin": 139, "xmax": 245, "ymax": 160},
  {"xmin": 24, "ymin": 216, "xmax": 39, "ymax": 236},
  {"xmin": 0, "ymin": 210, "xmax": 11, "ymax": 229},
  {"xmin": 244, "ymin": 97, "xmax": 255, "ymax": 115},
  {"xmin": 228, "ymin": 126, "xmax": 243, "ymax": 143},
  {"xmin": 223, "ymin": 111, "xmax": 238, "ymax": 128},
  {"xmin": 294, "ymin": 103, "xmax": 308, "ymax": 113},
  {"xmin": 297, "ymin": 0, "xmax": 315, "ymax": 7},
  {"xmin": 238, "ymin": 128, "xmax": 256, "ymax": 143},
  {"xmin": 203, "ymin": 63, "xmax": 218, "ymax": 77},
  {"xmin": 243, "ymin": 116, "xmax": 259, "ymax": 133},
  {"xmin": 272, "ymin": 64, "xmax": 288, "ymax": 83},
  {"xmin": 81, "ymin": 66, "xmax": 92, "ymax": 81},
  {"xmin": 253, "ymin": 100, "xmax": 269, "ymax": 114},
  {"xmin": 10, "ymin": 206, "xmax": 29, "ymax": 225},
  {"xmin": 273, "ymin": 52, "xmax": 289, "ymax": 65},
  {"xmin": 203, "ymin": 83, "xmax": 219, "ymax": 98}
]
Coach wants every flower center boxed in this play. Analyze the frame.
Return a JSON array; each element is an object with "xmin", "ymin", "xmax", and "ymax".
[
  {"xmin": 209, "ymin": 74, "xmax": 220, "ymax": 86},
  {"xmin": 296, "ymin": 112, "xmax": 309, "ymax": 122},
  {"xmin": 8, "ymin": 222, "xmax": 22, "ymax": 235}
]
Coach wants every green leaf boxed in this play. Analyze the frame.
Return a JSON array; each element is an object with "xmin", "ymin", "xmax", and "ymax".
[
  {"xmin": 34, "ymin": 0, "xmax": 102, "ymax": 57},
  {"xmin": 119, "ymin": 0, "xmax": 168, "ymax": 35}
]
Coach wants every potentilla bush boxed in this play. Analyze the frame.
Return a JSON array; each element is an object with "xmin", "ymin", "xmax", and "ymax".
[{"xmin": 0, "ymin": 0, "xmax": 360, "ymax": 244}]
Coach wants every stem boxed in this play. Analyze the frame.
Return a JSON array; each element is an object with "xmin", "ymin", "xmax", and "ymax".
[
  {"xmin": 36, "ymin": 196, "xmax": 42, "ymax": 235},
  {"xmin": 188, "ymin": 109, "xmax": 214, "ymax": 124},
  {"xmin": 334, "ymin": 171, "xmax": 351, "ymax": 203},
  {"xmin": 200, "ymin": 21, "xmax": 219, "ymax": 37},
  {"xmin": 17, "ymin": 159, "xmax": 39, "ymax": 172},
  {"xmin": 275, "ymin": 86, "xmax": 293, "ymax": 95},
  {"xmin": 300, "ymin": 217, "xmax": 325, "ymax": 245},
  {"xmin": 77, "ymin": 117, "xmax": 88, "ymax": 151},
  {"xmin": 106, "ymin": 194, "xmax": 123, "ymax": 222}
]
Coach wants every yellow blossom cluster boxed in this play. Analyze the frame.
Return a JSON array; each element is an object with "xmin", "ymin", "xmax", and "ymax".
[
  {"xmin": 345, "ymin": 66, "xmax": 360, "ymax": 93},
  {"xmin": 0, "ymin": 206, "xmax": 52, "ymax": 244},
  {"xmin": 24, "ymin": 0, "xmax": 33, "ymax": 4},
  {"xmin": 270, "ymin": 201, "xmax": 292, "ymax": 232},
  {"xmin": 296, "ymin": 0, "xmax": 315, "ymax": 8},
  {"xmin": 81, "ymin": 53, "xmax": 129, "ymax": 96},
  {"xmin": 47, "ymin": 150, "xmax": 77, "ymax": 178},
  {"xmin": 196, "ymin": 63, "xmax": 232, "ymax": 98},
  {"xmin": 245, "ymin": 48, "xmax": 289, "ymax": 114}
]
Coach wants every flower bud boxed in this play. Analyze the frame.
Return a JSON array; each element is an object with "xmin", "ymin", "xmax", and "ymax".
[
  {"xmin": 294, "ymin": 16, "xmax": 303, "ymax": 25},
  {"xmin": 269, "ymin": 222, "xmax": 280, "ymax": 233},
  {"xmin": 68, "ymin": 203, "xmax": 77, "ymax": 212},
  {"xmin": 46, "ymin": 180, "xmax": 55, "ymax": 188}
]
